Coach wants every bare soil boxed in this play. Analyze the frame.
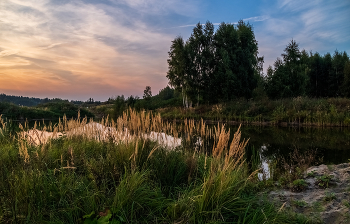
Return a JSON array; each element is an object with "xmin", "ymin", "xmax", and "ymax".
[{"xmin": 269, "ymin": 163, "xmax": 350, "ymax": 224}]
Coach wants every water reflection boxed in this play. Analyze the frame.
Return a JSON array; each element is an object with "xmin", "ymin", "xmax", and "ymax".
[
  {"xmin": 258, "ymin": 145, "xmax": 270, "ymax": 180},
  {"xmin": 237, "ymin": 125, "xmax": 350, "ymax": 165},
  {"xmin": 232, "ymin": 125, "xmax": 350, "ymax": 180}
]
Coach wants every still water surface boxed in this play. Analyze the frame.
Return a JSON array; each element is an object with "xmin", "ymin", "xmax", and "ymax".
[
  {"xmin": 237, "ymin": 125, "xmax": 350, "ymax": 164},
  {"xmin": 233, "ymin": 125, "xmax": 350, "ymax": 179}
]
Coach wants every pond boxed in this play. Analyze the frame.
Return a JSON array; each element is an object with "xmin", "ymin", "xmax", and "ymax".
[{"xmin": 235, "ymin": 125, "xmax": 350, "ymax": 179}]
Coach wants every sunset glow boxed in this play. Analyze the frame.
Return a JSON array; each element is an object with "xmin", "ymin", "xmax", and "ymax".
[{"xmin": 1, "ymin": 0, "xmax": 349, "ymax": 101}]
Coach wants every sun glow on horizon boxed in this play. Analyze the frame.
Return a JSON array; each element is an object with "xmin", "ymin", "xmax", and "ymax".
[{"xmin": 0, "ymin": 0, "xmax": 349, "ymax": 101}]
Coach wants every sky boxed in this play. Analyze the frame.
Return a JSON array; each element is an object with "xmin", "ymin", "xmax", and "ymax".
[{"xmin": 0, "ymin": 0, "xmax": 349, "ymax": 101}]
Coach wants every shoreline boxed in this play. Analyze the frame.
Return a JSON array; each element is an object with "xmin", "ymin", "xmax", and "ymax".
[{"xmin": 162, "ymin": 118, "xmax": 350, "ymax": 128}]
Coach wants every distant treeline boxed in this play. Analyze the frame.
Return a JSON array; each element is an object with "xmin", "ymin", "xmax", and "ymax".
[
  {"xmin": 264, "ymin": 40, "xmax": 350, "ymax": 99},
  {"xmin": 0, "ymin": 93, "xmax": 103, "ymax": 107},
  {"xmin": 0, "ymin": 94, "xmax": 42, "ymax": 107},
  {"xmin": 0, "ymin": 100, "xmax": 94, "ymax": 120}
]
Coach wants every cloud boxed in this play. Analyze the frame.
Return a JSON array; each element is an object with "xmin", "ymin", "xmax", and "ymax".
[
  {"xmin": 40, "ymin": 43, "xmax": 64, "ymax": 50},
  {"xmin": 256, "ymin": 0, "xmax": 350, "ymax": 73},
  {"xmin": 0, "ymin": 50, "xmax": 19, "ymax": 57},
  {"xmin": 0, "ymin": 0, "xmax": 348, "ymax": 99},
  {"xmin": 168, "ymin": 15, "xmax": 269, "ymax": 29},
  {"xmin": 243, "ymin": 16, "xmax": 269, "ymax": 22},
  {"xmin": 0, "ymin": 0, "xmax": 190, "ymax": 100},
  {"xmin": 277, "ymin": 0, "xmax": 350, "ymax": 45}
]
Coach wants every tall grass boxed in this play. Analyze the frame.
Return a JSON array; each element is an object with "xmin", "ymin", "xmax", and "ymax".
[{"xmin": 0, "ymin": 110, "xmax": 318, "ymax": 223}]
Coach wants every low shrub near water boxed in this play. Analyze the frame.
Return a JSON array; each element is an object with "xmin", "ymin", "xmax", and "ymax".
[
  {"xmin": 275, "ymin": 148, "xmax": 321, "ymax": 188},
  {"xmin": 0, "ymin": 110, "xmax": 317, "ymax": 223}
]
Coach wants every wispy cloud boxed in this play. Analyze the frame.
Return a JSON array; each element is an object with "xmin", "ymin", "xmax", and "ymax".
[
  {"xmin": 0, "ymin": 0, "xmax": 194, "ymax": 100},
  {"xmin": 256, "ymin": 0, "xmax": 350, "ymax": 73},
  {"xmin": 167, "ymin": 15, "xmax": 269, "ymax": 29},
  {"xmin": 0, "ymin": 50, "xmax": 19, "ymax": 57},
  {"xmin": 40, "ymin": 43, "xmax": 64, "ymax": 50}
]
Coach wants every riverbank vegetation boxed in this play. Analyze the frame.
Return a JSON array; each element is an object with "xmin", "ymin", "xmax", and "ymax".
[
  {"xmin": 0, "ymin": 110, "xmax": 318, "ymax": 223},
  {"xmin": 157, "ymin": 97, "xmax": 350, "ymax": 126}
]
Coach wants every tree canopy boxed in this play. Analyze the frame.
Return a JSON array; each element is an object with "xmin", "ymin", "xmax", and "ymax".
[
  {"xmin": 167, "ymin": 20, "xmax": 261, "ymax": 106},
  {"xmin": 265, "ymin": 40, "xmax": 349, "ymax": 99}
]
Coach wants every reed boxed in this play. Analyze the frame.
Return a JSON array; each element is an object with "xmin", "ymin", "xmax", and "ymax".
[{"xmin": 0, "ymin": 111, "xmax": 318, "ymax": 223}]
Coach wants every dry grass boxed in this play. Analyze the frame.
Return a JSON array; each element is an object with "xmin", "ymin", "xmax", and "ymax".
[{"xmin": 11, "ymin": 108, "xmax": 249, "ymax": 166}]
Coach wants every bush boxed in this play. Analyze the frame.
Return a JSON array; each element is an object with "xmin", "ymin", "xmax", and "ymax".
[{"xmin": 292, "ymin": 179, "xmax": 308, "ymax": 192}]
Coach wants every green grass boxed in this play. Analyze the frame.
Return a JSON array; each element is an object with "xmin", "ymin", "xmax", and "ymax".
[
  {"xmin": 0, "ymin": 125, "xmax": 318, "ymax": 223},
  {"xmin": 292, "ymin": 200, "xmax": 308, "ymax": 208},
  {"xmin": 0, "ymin": 101, "xmax": 94, "ymax": 121},
  {"xmin": 323, "ymin": 192, "xmax": 336, "ymax": 202}
]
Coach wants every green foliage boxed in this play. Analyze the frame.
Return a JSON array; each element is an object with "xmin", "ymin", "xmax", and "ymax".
[
  {"xmin": 157, "ymin": 86, "xmax": 174, "ymax": 100},
  {"xmin": 316, "ymin": 174, "xmax": 333, "ymax": 188},
  {"xmin": 112, "ymin": 95, "xmax": 126, "ymax": 120},
  {"xmin": 323, "ymin": 192, "xmax": 336, "ymax": 202},
  {"xmin": 158, "ymin": 97, "xmax": 350, "ymax": 126},
  {"xmin": 0, "ymin": 93, "xmax": 42, "ymax": 106},
  {"xmin": 265, "ymin": 40, "xmax": 349, "ymax": 99},
  {"xmin": 143, "ymin": 86, "xmax": 152, "ymax": 99},
  {"xmin": 0, "ymin": 101, "xmax": 93, "ymax": 120},
  {"xmin": 36, "ymin": 100, "xmax": 93, "ymax": 118},
  {"xmin": 167, "ymin": 20, "xmax": 259, "ymax": 105},
  {"xmin": 265, "ymin": 40, "xmax": 308, "ymax": 99},
  {"xmin": 292, "ymin": 179, "xmax": 308, "ymax": 192},
  {"xmin": 307, "ymin": 171, "xmax": 316, "ymax": 177},
  {"xmin": 292, "ymin": 200, "xmax": 308, "ymax": 208},
  {"xmin": 341, "ymin": 61, "xmax": 350, "ymax": 97},
  {"xmin": 342, "ymin": 200, "xmax": 350, "ymax": 208}
]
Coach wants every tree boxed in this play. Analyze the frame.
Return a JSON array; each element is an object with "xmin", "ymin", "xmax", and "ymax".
[
  {"xmin": 143, "ymin": 86, "xmax": 152, "ymax": 99},
  {"xmin": 328, "ymin": 50, "xmax": 349, "ymax": 97},
  {"xmin": 158, "ymin": 86, "xmax": 174, "ymax": 100},
  {"xmin": 113, "ymin": 95, "xmax": 126, "ymax": 120},
  {"xmin": 213, "ymin": 22, "xmax": 240, "ymax": 102},
  {"xmin": 265, "ymin": 40, "xmax": 308, "ymax": 98},
  {"xmin": 167, "ymin": 20, "xmax": 260, "ymax": 105},
  {"xmin": 341, "ymin": 61, "xmax": 350, "ymax": 97},
  {"xmin": 167, "ymin": 36, "xmax": 191, "ymax": 107},
  {"xmin": 126, "ymin": 95, "xmax": 138, "ymax": 108},
  {"xmin": 236, "ymin": 20, "xmax": 259, "ymax": 98}
]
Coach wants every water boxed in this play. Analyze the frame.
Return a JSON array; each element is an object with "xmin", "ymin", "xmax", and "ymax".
[
  {"xmin": 238, "ymin": 125, "xmax": 350, "ymax": 164},
  {"xmin": 234, "ymin": 125, "xmax": 350, "ymax": 179}
]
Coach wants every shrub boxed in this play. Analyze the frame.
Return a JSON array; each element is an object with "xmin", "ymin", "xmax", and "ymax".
[
  {"xmin": 316, "ymin": 174, "xmax": 333, "ymax": 188},
  {"xmin": 292, "ymin": 179, "xmax": 308, "ymax": 192}
]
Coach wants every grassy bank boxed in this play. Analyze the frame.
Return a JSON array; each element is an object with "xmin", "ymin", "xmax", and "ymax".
[
  {"xmin": 0, "ymin": 101, "xmax": 94, "ymax": 121},
  {"xmin": 157, "ymin": 97, "xmax": 350, "ymax": 127},
  {"xmin": 0, "ymin": 111, "xmax": 317, "ymax": 223}
]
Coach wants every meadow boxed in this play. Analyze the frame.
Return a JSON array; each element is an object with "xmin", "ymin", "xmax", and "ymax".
[{"xmin": 0, "ymin": 110, "xmax": 319, "ymax": 223}]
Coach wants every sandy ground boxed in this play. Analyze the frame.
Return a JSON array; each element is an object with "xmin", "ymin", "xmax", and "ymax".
[{"xmin": 269, "ymin": 163, "xmax": 350, "ymax": 224}]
